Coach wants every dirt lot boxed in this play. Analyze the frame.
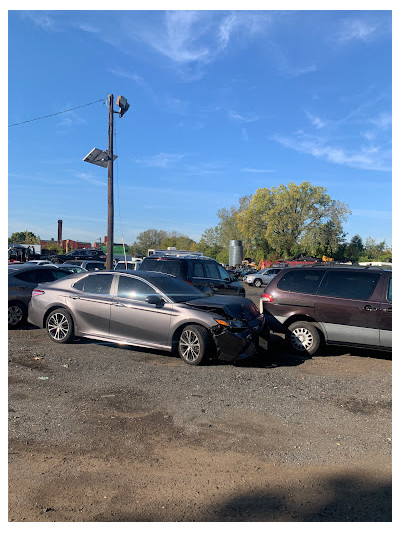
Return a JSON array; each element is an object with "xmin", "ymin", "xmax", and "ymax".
[{"xmin": 8, "ymin": 286, "xmax": 392, "ymax": 522}]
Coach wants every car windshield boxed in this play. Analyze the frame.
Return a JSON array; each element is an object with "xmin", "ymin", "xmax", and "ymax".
[{"xmin": 151, "ymin": 275, "xmax": 206, "ymax": 303}]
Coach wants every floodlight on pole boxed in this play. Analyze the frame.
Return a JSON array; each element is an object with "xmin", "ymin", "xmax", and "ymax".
[{"xmin": 116, "ymin": 95, "xmax": 130, "ymax": 117}]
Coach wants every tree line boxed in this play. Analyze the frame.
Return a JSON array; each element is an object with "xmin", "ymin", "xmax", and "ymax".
[{"xmin": 9, "ymin": 182, "xmax": 391, "ymax": 264}]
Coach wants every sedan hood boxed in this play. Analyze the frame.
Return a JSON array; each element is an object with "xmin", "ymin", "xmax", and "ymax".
[{"xmin": 184, "ymin": 295, "xmax": 260, "ymax": 322}]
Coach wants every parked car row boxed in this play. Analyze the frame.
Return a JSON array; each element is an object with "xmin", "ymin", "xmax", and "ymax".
[
  {"xmin": 8, "ymin": 259, "xmax": 392, "ymax": 364},
  {"xmin": 48, "ymin": 248, "xmax": 107, "ymax": 264}
]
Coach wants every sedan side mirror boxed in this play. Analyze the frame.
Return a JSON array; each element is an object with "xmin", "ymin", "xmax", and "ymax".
[{"xmin": 145, "ymin": 294, "xmax": 164, "ymax": 307}]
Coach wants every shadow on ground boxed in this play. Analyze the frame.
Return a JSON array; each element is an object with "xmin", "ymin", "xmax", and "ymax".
[{"xmin": 97, "ymin": 473, "xmax": 391, "ymax": 522}]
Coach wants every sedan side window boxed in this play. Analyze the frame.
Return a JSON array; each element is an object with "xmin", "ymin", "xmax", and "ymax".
[
  {"xmin": 117, "ymin": 276, "xmax": 156, "ymax": 301},
  {"xmin": 73, "ymin": 274, "xmax": 113, "ymax": 295}
]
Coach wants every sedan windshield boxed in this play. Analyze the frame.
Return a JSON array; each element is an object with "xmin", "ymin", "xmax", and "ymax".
[{"xmin": 152, "ymin": 275, "xmax": 206, "ymax": 303}]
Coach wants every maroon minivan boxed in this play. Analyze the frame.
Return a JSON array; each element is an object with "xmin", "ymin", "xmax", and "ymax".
[{"xmin": 260, "ymin": 266, "xmax": 392, "ymax": 355}]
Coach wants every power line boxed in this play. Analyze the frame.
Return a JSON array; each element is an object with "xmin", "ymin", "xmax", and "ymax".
[{"xmin": 8, "ymin": 98, "xmax": 106, "ymax": 127}]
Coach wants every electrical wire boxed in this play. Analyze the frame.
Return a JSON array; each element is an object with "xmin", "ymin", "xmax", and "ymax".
[{"xmin": 8, "ymin": 98, "xmax": 106, "ymax": 127}]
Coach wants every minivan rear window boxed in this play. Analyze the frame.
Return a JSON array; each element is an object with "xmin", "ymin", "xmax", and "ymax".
[
  {"xmin": 318, "ymin": 271, "xmax": 381, "ymax": 300},
  {"xmin": 277, "ymin": 270, "xmax": 325, "ymax": 294}
]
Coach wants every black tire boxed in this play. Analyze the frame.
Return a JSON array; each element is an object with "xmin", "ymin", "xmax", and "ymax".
[
  {"xmin": 8, "ymin": 301, "xmax": 27, "ymax": 329},
  {"xmin": 286, "ymin": 321, "xmax": 322, "ymax": 355},
  {"xmin": 46, "ymin": 308, "xmax": 74, "ymax": 344},
  {"xmin": 178, "ymin": 324, "xmax": 212, "ymax": 365},
  {"xmin": 254, "ymin": 278, "xmax": 263, "ymax": 288}
]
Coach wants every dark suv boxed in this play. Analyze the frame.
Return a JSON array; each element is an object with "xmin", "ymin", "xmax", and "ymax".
[
  {"xmin": 50, "ymin": 249, "xmax": 106, "ymax": 264},
  {"xmin": 138, "ymin": 255, "xmax": 245, "ymax": 296},
  {"xmin": 260, "ymin": 265, "xmax": 392, "ymax": 354}
]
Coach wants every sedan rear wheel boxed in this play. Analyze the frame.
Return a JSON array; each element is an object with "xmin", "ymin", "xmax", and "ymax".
[
  {"xmin": 254, "ymin": 278, "xmax": 263, "ymax": 288},
  {"xmin": 178, "ymin": 325, "xmax": 211, "ymax": 365},
  {"xmin": 46, "ymin": 309, "xmax": 74, "ymax": 344}
]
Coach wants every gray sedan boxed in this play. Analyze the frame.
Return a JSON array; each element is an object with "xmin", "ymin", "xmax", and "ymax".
[
  {"xmin": 8, "ymin": 264, "xmax": 74, "ymax": 328},
  {"xmin": 28, "ymin": 270, "xmax": 268, "ymax": 365}
]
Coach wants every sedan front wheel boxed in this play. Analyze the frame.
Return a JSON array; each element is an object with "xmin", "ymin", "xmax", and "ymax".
[{"xmin": 178, "ymin": 325, "xmax": 211, "ymax": 365}]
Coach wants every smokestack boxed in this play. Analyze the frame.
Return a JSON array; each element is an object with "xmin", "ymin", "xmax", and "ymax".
[{"xmin": 58, "ymin": 220, "xmax": 63, "ymax": 244}]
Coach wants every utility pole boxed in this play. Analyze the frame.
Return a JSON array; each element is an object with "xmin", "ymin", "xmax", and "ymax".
[
  {"xmin": 106, "ymin": 94, "xmax": 114, "ymax": 270},
  {"xmin": 83, "ymin": 94, "xmax": 130, "ymax": 270}
]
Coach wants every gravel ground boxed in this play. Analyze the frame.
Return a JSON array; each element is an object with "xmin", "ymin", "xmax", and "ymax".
[{"xmin": 8, "ymin": 285, "xmax": 392, "ymax": 522}]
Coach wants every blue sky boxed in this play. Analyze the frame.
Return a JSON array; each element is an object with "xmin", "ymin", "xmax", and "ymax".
[{"xmin": 8, "ymin": 8, "xmax": 392, "ymax": 248}]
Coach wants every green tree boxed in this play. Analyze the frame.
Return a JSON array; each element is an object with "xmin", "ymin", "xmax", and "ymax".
[
  {"xmin": 198, "ymin": 226, "xmax": 222, "ymax": 259},
  {"xmin": 161, "ymin": 234, "xmax": 197, "ymax": 251},
  {"xmin": 237, "ymin": 182, "xmax": 350, "ymax": 258},
  {"xmin": 129, "ymin": 229, "xmax": 168, "ymax": 257},
  {"xmin": 45, "ymin": 242, "xmax": 64, "ymax": 254},
  {"xmin": 359, "ymin": 237, "xmax": 389, "ymax": 262},
  {"xmin": 345, "ymin": 234, "xmax": 364, "ymax": 262},
  {"xmin": 9, "ymin": 230, "xmax": 40, "ymax": 244}
]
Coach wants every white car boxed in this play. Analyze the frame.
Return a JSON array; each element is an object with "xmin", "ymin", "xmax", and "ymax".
[
  {"xmin": 114, "ymin": 258, "xmax": 143, "ymax": 271},
  {"xmin": 243, "ymin": 267, "xmax": 283, "ymax": 288},
  {"xmin": 26, "ymin": 260, "xmax": 53, "ymax": 265}
]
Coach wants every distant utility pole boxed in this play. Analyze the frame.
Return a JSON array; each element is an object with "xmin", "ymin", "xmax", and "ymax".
[
  {"xmin": 83, "ymin": 94, "xmax": 130, "ymax": 270},
  {"xmin": 106, "ymin": 94, "xmax": 114, "ymax": 270}
]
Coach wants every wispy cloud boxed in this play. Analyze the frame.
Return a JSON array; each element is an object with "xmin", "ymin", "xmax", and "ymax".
[
  {"xmin": 228, "ymin": 110, "xmax": 260, "ymax": 123},
  {"xmin": 271, "ymin": 42, "xmax": 317, "ymax": 79},
  {"xmin": 369, "ymin": 112, "xmax": 392, "ymax": 130},
  {"xmin": 241, "ymin": 168, "xmax": 275, "ymax": 173},
  {"xmin": 75, "ymin": 172, "xmax": 106, "ymax": 187},
  {"xmin": 124, "ymin": 11, "xmax": 270, "ymax": 79},
  {"xmin": 338, "ymin": 19, "xmax": 378, "ymax": 43},
  {"xmin": 274, "ymin": 133, "xmax": 391, "ymax": 172},
  {"xmin": 108, "ymin": 67, "xmax": 146, "ymax": 86},
  {"xmin": 77, "ymin": 23, "xmax": 99, "ymax": 34},
  {"xmin": 351, "ymin": 208, "xmax": 392, "ymax": 220},
  {"xmin": 135, "ymin": 153, "xmax": 184, "ymax": 168},
  {"xmin": 305, "ymin": 111, "xmax": 326, "ymax": 130},
  {"xmin": 21, "ymin": 11, "xmax": 57, "ymax": 31}
]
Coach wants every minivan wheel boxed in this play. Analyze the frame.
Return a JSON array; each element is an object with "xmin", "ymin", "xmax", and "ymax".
[
  {"xmin": 178, "ymin": 325, "xmax": 211, "ymax": 365},
  {"xmin": 46, "ymin": 309, "xmax": 74, "ymax": 344},
  {"xmin": 286, "ymin": 321, "xmax": 321, "ymax": 355},
  {"xmin": 254, "ymin": 278, "xmax": 263, "ymax": 288}
]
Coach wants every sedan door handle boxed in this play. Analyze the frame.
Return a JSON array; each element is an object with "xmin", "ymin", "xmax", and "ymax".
[
  {"xmin": 69, "ymin": 296, "xmax": 80, "ymax": 300},
  {"xmin": 113, "ymin": 303, "xmax": 125, "ymax": 307},
  {"xmin": 361, "ymin": 305, "xmax": 378, "ymax": 312}
]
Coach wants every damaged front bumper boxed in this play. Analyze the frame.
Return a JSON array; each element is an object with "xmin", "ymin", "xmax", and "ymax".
[{"xmin": 211, "ymin": 316, "xmax": 269, "ymax": 362}]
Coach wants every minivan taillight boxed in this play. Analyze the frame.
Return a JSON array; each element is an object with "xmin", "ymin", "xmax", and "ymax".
[
  {"xmin": 185, "ymin": 280, "xmax": 194, "ymax": 286},
  {"xmin": 261, "ymin": 292, "xmax": 273, "ymax": 303},
  {"xmin": 32, "ymin": 289, "xmax": 45, "ymax": 296}
]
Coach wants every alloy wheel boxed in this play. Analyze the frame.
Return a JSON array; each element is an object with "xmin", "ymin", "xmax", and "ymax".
[
  {"xmin": 8, "ymin": 305, "xmax": 23, "ymax": 326},
  {"xmin": 179, "ymin": 330, "xmax": 201, "ymax": 362},
  {"xmin": 47, "ymin": 312, "xmax": 70, "ymax": 341}
]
